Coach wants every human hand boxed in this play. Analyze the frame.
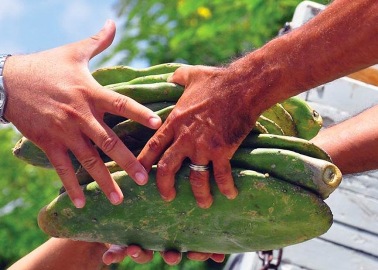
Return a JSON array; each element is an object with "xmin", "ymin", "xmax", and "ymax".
[
  {"xmin": 3, "ymin": 20, "xmax": 162, "ymax": 208},
  {"xmin": 138, "ymin": 65, "xmax": 260, "ymax": 208},
  {"xmin": 102, "ymin": 244, "xmax": 225, "ymax": 265}
]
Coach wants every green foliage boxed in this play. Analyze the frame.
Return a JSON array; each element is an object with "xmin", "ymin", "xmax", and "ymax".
[
  {"xmin": 0, "ymin": 128, "xmax": 60, "ymax": 268},
  {"xmin": 102, "ymin": 0, "xmax": 328, "ymax": 66}
]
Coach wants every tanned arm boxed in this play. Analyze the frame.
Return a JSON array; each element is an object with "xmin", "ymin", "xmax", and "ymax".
[
  {"xmin": 8, "ymin": 239, "xmax": 108, "ymax": 270},
  {"xmin": 138, "ymin": 0, "xmax": 378, "ymax": 208},
  {"xmin": 311, "ymin": 105, "xmax": 378, "ymax": 175},
  {"xmin": 104, "ymin": 1, "xmax": 378, "ymax": 265}
]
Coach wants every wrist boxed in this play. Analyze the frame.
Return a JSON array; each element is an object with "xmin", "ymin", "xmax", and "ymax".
[
  {"xmin": 225, "ymin": 43, "xmax": 290, "ymax": 115},
  {"xmin": 0, "ymin": 54, "xmax": 11, "ymax": 124}
]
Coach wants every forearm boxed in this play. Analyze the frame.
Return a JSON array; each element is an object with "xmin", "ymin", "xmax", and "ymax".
[
  {"xmin": 8, "ymin": 238, "xmax": 108, "ymax": 270},
  {"xmin": 311, "ymin": 105, "xmax": 378, "ymax": 175},
  {"xmin": 228, "ymin": 0, "xmax": 378, "ymax": 112}
]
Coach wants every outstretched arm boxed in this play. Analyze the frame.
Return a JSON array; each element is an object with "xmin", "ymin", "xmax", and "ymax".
[
  {"xmin": 8, "ymin": 239, "xmax": 224, "ymax": 268},
  {"xmin": 8, "ymin": 239, "xmax": 108, "ymax": 270},
  {"xmin": 104, "ymin": 1, "xmax": 378, "ymax": 266},
  {"xmin": 311, "ymin": 104, "xmax": 378, "ymax": 175},
  {"xmin": 138, "ymin": 0, "xmax": 378, "ymax": 208}
]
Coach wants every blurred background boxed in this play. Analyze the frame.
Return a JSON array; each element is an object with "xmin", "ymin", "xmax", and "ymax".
[{"xmin": 0, "ymin": 0, "xmax": 339, "ymax": 269}]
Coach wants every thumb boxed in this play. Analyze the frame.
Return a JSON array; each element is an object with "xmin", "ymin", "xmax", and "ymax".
[
  {"xmin": 167, "ymin": 66, "xmax": 192, "ymax": 86},
  {"xmin": 168, "ymin": 65, "xmax": 211, "ymax": 87},
  {"xmin": 79, "ymin": 19, "xmax": 116, "ymax": 61}
]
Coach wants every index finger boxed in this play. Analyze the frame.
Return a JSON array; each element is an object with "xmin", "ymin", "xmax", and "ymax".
[
  {"xmin": 97, "ymin": 89, "xmax": 162, "ymax": 130},
  {"xmin": 81, "ymin": 117, "xmax": 150, "ymax": 186},
  {"xmin": 138, "ymin": 122, "xmax": 175, "ymax": 171}
]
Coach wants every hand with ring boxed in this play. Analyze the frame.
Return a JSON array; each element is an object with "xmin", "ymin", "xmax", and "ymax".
[{"xmin": 138, "ymin": 65, "xmax": 262, "ymax": 208}]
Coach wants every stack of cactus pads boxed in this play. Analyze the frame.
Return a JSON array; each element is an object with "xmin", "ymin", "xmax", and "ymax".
[{"xmin": 12, "ymin": 63, "xmax": 342, "ymax": 254}]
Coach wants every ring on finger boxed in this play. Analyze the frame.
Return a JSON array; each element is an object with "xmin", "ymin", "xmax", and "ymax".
[{"xmin": 189, "ymin": 163, "xmax": 209, "ymax": 172}]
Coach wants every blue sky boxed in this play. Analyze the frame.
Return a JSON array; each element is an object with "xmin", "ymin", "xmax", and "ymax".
[{"xmin": 0, "ymin": 0, "xmax": 125, "ymax": 69}]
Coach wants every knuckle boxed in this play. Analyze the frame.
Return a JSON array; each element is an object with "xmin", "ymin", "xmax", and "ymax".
[
  {"xmin": 90, "ymin": 33, "xmax": 101, "ymax": 42},
  {"xmin": 157, "ymin": 160, "xmax": 173, "ymax": 177},
  {"xmin": 100, "ymin": 135, "xmax": 119, "ymax": 153},
  {"xmin": 167, "ymin": 109, "xmax": 179, "ymax": 121},
  {"xmin": 190, "ymin": 172, "xmax": 207, "ymax": 188},
  {"xmin": 119, "ymin": 158, "xmax": 139, "ymax": 171},
  {"xmin": 195, "ymin": 138, "xmax": 207, "ymax": 149},
  {"xmin": 177, "ymin": 128, "xmax": 191, "ymax": 141},
  {"xmin": 63, "ymin": 104, "xmax": 84, "ymax": 121},
  {"xmin": 147, "ymin": 136, "xmax": 164, "ymax": 152},
  {"xmin": 54, "ymin": 164, "xmax": 71, "ymax": 177},
  {"xmin": 214, "ymin": 171, "xmax": 231, "ymax": 186},
  {"xmin": 47, "ymin": 114, "xmax": 71, "ymax": 132},
  {"xmin": 80, "ymin": 156, "xmax": 99, "ymax": 171},
  {"xmin": 113, "ymin": 96, "xmax": 129, "ymax": 114}
]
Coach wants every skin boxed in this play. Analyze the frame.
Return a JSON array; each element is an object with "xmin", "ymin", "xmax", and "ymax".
[
  {"xmin": 9, "ymin": 239, "xmax": 224, "ymax": 269},
  {"xmin": 311, "ymin": 104, "xmax": 378, "ymax": 174},
  {"xmin": 8, "ymin": 238, "xmax": 108, "ymax": 270},
  {"xmin": 137, "ymin": 0, "xmax": 378, "ymax": 208},
  {"xmin": 103, "ymin": 245, "xmax": 225, "ymax": 265},
  {"xmin": 3, "ymin": 20, "xmax": 162, "ymax": 209}
]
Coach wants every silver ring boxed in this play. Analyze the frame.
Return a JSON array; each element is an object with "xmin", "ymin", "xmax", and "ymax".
[{"xmin": 189, "ymin": 163, "xmax": 209, "ymax": 172}]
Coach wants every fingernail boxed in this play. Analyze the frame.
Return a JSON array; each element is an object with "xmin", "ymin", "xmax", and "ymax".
[
  {"xmin": 130, "ymin": 250, "xmax": 140, "ymax": 258},
  {"xmin": 198, "ymin": 198, "xmax": 213, "ymax": 209},
  {"xmin": 135, "ymin": 172, "xmax": 148, "ymax": 185},
  {"xmin": 110, "ymin": 192, "xmax": 122, "ymax": 205},
  {"xmin": 149, "ymin": 116, "xmax": 161, "ymax": 128},
  {"xmin": 161, "ymin": 190, "xmax": 176, "ymax": 202},
  {"xmin": 161, "ymin": 194, "xmax": 169, "ymax": 201},
  {"xmin": 74, "ymin": 198, "xmax": 85, "ymax": 209},
  {"xmin": 103, "ymin": 252, "xmax": 114, "ymax": 265},
  {"xmin": 226, "ymin": 189, "xmax": 238, "ymax": 200},
  {"xmin": 167, "ymin": 74, "xmax": 174, "ymax": 82},
  {"xmin": 104, "ymin": 19, "xmax": 112, "ymax": 28}
]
